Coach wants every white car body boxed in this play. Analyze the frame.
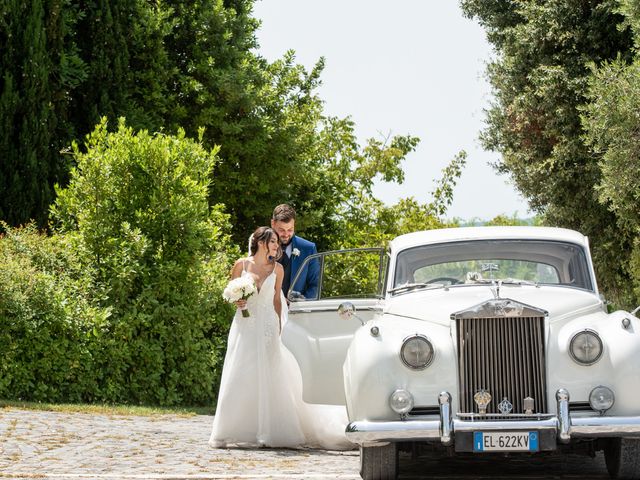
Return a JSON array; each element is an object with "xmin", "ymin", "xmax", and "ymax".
[{"xmin": 283, "ymin": 227, "xmax": 640, "ymax": 480}]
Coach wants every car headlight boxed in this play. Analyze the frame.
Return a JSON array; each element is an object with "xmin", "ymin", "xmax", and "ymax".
[
  {"xmin": 400, "ymin": 334, "xmax": 435, "ymax": 370},
  {"xmin": 589, "ymin": 386, "xmax": 615, "ymax": 413},
  {"xmin": 389, "ymin": 389, "xmax": 414, "ymax": 415},
  {"xmin": 569, "ymin": 329, "xmax": 603, "ymax": 365}
]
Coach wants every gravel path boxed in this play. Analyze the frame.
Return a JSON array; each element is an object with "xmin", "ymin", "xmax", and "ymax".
[
  {"xmin": 0, "ymin": 408, "xmax": 359, "ymax": 479},
  {"xmin": 0, "ymin": 408, "xmax": 613, "ymax": 480}
]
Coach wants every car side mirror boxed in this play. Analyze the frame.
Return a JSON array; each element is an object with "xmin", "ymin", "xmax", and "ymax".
[{"xmin": 338, "ymin": 302, "xmax": 365, "ymax": 325}]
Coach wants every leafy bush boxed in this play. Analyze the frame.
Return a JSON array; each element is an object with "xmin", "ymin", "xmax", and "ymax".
[
  {"xmin": 0, "ymin": 119, "xmax": 236, "ymax": 407},
  {"xmin": 0, "ymin": 224, "xmax": 105, "ymax": 402},
  {"xmin": 53, "ymin": 118, "xmax": 236, "ymax": 406}
]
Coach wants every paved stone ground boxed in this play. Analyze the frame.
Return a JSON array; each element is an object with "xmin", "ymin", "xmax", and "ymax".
[
  {"xmin": 0, "ymin": 408, "xmax": 612, "ymax": 480},
  {"xmin": 0, "ymin": 408, "xmax": 359, "ymax": 479}
]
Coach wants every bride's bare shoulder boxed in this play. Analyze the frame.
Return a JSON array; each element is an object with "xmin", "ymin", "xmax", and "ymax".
[
  {"xmin": 230, "ymin": 257, "xmax": 248, "ymax": 277},
  {"xmin": 274, "ymin": 262, "xmax": 284, "ymax": 275},
  {"xmin": 233, "ymin": 257, "xmax": 249, "ymax": 266}
]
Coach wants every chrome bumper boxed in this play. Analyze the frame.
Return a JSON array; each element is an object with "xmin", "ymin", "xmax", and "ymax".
[{"xmin": 345, "ymin": 389, "xmax": 640, "ymax": 447}]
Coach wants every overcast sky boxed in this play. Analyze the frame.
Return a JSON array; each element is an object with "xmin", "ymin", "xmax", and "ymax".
[{"xmin": 252, "ymin": 0, "xmax": 531, "ymax": 221}]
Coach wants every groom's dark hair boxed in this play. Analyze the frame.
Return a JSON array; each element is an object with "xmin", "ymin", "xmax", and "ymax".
[{"xmin": 272, "ymin": 204, "xmax": 296, "ymax": 223}]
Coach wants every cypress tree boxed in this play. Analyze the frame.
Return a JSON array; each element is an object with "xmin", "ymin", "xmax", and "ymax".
[
  {"xmin": 1, "ymin": 0, "xmax": 55, "ymax": 226},
  {"xmin": 0, "ymin": 0, "xmax": 85, "ymax": 227},
  {"xmin": 70, "ymin": 0, "xmax": 171, "ymax": 135}
]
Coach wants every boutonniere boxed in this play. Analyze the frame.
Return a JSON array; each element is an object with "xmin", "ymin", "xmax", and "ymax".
[{"xmin": 292, "ymin": 248, "xmax": 301, "ymax": 257}]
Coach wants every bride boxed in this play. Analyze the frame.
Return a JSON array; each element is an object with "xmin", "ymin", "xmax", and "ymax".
[{"xmin": 209, "ymin": 226, "xmax": 352, "ymax": 450}]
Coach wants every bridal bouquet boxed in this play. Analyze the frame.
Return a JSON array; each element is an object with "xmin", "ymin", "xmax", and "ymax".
[{"xmin": 222, "ymin": 276, "xmax": 257, "ymax": 317}]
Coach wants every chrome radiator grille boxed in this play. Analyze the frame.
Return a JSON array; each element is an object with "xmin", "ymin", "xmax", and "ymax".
[{"xmin": 456, "ymin": 315, "xmax": 547, "ymax": 414}]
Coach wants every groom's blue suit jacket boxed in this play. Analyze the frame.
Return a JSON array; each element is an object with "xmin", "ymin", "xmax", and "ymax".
[{"xmin": 289, "ymin": 235, "xmax": 320, "ymax": 300}]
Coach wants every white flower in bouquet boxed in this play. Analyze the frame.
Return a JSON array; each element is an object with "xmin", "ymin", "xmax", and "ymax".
[{"xmin": 222, "ymin": 276, "xmax": 257, "ymax": 317}]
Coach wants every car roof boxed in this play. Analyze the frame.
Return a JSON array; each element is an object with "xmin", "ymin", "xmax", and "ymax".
[{"xmin": 389, "ymin": 226, "xmax": 588, "ymax": 253}]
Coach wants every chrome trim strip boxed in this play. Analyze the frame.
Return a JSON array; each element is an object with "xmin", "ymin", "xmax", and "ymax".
[
  {"xmin": 457, "ymin": 413, "xmax": 555, "ymax": 420},
  {"xmin": 570, "ymin": 417, "xmax": 640, "ymax": 437},
  {"xmin": 345, "ymin": 389, "xmax": 640, "ymax": 446},
  {"xmin": 345, "ymin": 419, "xmax": 441, "ymax": 445},
  {"xmin": 452, "ymin": 418, "xmax": 558, "ymax": 433},
  {"xmin": 289, "ymin": 306, "xmax": 383, "ymax": 315},
  {"xmin": 345, "ymin": 416, "xmax": 640, "ymax": 445}
]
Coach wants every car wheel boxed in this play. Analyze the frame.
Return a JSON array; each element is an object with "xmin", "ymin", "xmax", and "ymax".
[
  {"xmin": 360, "ymin": 443, "xmax": 398, "ymax": 480},
  {"xmin": 605, "ymin": 438, "xmax": 640, "ymax": 479}
]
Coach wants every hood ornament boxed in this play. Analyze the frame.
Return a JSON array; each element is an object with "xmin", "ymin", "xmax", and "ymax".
[{"xmin": 490, "ymin": 280, "xmax": 502, "ymax": 300}]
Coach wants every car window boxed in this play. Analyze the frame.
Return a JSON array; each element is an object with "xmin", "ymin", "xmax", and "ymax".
[
  {"xmin": 393, "ymin": 240, "xmax": 593, "ymax": 291},
  {"xmin": 413, "ymin": 260, "xmax": 559, "ymax": 285},
  {"xmin": 319, "ymin": 249, "xmax": 386, "ymax": 299}
]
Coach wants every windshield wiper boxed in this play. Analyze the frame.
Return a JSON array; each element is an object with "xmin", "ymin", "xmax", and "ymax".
[
  {"xmin": 499, "ymin": 278, "xmax": 538, "ymax": 286},
  {"xmin": 389, "ymin": 282, "xmax": 445, "ymax": 294},
  {"xmin": 467, "ymin": 277, "xmax": 537, "ymax": 286}
]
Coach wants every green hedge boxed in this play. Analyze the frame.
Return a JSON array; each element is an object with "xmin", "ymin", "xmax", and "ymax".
[
  {"xmin": 0, "ymin": 227, "xmax": 101, "ymax": 402},
  {"xmin": 0, "ymin": 120, "xmax": 236, "ymax": 407}
]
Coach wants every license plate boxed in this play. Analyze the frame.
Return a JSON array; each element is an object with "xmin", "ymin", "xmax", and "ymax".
[{"xmin": 473, "ymin": 431, "xmax": 539, "ymax": 452}]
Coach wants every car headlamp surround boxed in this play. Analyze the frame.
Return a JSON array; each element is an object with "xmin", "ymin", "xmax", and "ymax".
[
  {"xmin": 569, "ymin": 329, "xmax": 603, "ymax": 365},
  {"xmin": 400, "ymin": 334, "xmax": 435, "ymax": 370}
]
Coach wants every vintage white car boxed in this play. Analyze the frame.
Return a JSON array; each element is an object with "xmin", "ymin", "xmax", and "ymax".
[{"xmin": 283, "ymin": 226, "xmax": 640, "ymax": 480}]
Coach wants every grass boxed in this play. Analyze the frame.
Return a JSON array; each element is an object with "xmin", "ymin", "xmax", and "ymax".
[{"xmin": 0, "ymin": 399, "xmax": 214, "ymax": 417}]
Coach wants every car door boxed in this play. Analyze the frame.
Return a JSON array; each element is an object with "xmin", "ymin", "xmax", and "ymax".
[{"xmin": 282, "ymin": 248, "xmax": 386, "ymax": 405}]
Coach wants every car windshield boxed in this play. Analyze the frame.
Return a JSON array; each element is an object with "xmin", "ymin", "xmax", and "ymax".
[{"xmin": 392, "ymin": 239, "xmax": 593, "ymax": 292}]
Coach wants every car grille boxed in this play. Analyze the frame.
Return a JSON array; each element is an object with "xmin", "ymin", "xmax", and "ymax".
[{"xmin": 456, "ymin": 315, "xmax": 547, "ymax": 415}]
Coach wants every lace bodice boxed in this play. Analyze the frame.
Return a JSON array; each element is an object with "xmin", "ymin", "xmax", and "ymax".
[
  {"xmin": 241, "ymin": 269, "xmax": 276, "ymax": 305},
  {"xmin": 240, "ymin": 270, "xmax": 280, "ymax": 345}
]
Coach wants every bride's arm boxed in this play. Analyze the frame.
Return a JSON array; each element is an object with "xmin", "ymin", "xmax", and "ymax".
[
  {"xmin": 273, "ymin": 263, "xmax": 284, "ymax": 331},
  {"xmin": 230, "ymin": 258, "xmax": 247, "ymax": 309},
  {"xmin": 230, "ymin": 258, "xmax": 244, "ymax": 279}
]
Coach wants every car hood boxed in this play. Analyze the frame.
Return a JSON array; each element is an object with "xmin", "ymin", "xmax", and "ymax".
[{"xmin": 384, "ymin": 284, "xmax": 602, "ymax": 326}]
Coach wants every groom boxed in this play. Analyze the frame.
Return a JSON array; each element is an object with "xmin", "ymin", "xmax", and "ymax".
[{"xmin": 271, "ymin": 204, "xmax": 320, "ymax": 301}]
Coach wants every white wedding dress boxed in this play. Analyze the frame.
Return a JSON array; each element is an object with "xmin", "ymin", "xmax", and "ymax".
[{"xmin": 209, "ymin": 268, "xmax": 353, "ymax": 450}]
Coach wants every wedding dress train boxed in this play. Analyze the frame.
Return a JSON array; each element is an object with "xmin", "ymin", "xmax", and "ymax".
[{"xmin": 209, "ymin": 270, "xmax": 353, "ymax": 450}]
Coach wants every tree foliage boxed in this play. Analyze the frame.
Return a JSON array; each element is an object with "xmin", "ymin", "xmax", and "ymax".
[
  {"xmin": 327, "ymin": 151, "xmax": 467, "ymax": 250},
  {"xmin": 461, "ymin": 0, "xmax": 637, "ymax": 306},
  {"xmin": 0, "ymin": 0, "xmax": 85, "ymax": 226},
  {"xmin": 53, "ymin": 119, "xmax": 235, "ymax": 406},
  {"xmin": 2, "ymin": 119, "xmax": 237, "ymax": 406},
  {"xmin": 1, "ymin": 0, "xmax": 432, "ymax": 247},
  {"xmin": 0, "ymin": 0, "xmax": 469, "ymax": 407},
  {"xmin": 581, "ymin": 0, "xmax": 640, "ymax": 304},
  {"xmin": 0, "ymin": 224, "xmax": 106, "ymax": 402}
]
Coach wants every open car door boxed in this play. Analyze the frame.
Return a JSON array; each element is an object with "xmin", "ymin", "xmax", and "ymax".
[{"xmin": 281, "ymin": 248, "xmax": 386, "ymax": 405}]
